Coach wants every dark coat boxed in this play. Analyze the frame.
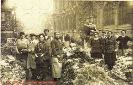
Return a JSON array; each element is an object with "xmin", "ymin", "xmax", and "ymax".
[
  {"xmin": 105, "ymin": 36, "xmax": 117, "ymax": 53},
  {"xmin": 34, "ymin": 40, "xmax": 52, "ymax": 80},
  {"xmin": 51, "ymin": 38, "xmax": 63, "ymax": 57},
  {"xmin": 35, "ymin": 40, "xmax": 51, "ymax": 62},
  {"xmin": 90, "ymin": 38, "xmax": 102, "ymax": 53},
  {"xmin": 116, "ymin": 36, "xmax": 132, "ymax": 49},
  {"xmin": 99, "ymin": 37, "xmax": 106, "ymax": 53}
]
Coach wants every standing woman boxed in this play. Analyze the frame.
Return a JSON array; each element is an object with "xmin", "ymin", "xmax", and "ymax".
[
  {"xmin": 27, "ymin": 34, "xmax": 38, "ymax": 80},
  {"xmin": 35, "ymin": 34, "xmax": 51, "ymax": 81},
  {"xmin": 16, "ymin": 32, "xmax": 29, "ymax": 68},
  {"xmin": 104, "ymin": 31, "xmax": 117, "ymax": 70},
  {"xmin": 51, "ymin": 32, "xmax": 64, "ymax": 81},
  {"xmin": 16, "ymin": 32, "xmax": 29, "ymax": 80},
  {"xmin": 90, "ymin": 32, "xmax": 102, "ymax": 59}
]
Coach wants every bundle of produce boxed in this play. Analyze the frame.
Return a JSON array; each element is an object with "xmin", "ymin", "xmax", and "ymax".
[
  {"xmin": 112, "ymin": 54, "xmax": 133, "ymax": 81},
  {"xmin": 0, "ymin": 55, "xmax": 26, "ymax": 85},
  {"xmin": 60, "ymin": 46, "xmax": 130, "ymax": 85},
  {"xmin": 73, "ymin": 63, "xmax": 129, "ymax": 85}
]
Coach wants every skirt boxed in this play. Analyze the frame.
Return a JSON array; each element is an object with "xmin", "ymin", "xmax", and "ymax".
[
  {"xmin": 35, "ymin": 57, "xmax": 52, "ymax": 80},
  {"xmin": 17, "ymin": 53, "xmax": 28, "ymax": 69},
  {"xmin": 51, "ymin": 57, "xmax": 62, "ymax": 78}
]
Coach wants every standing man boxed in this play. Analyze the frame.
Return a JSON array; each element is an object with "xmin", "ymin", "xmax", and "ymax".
[
  {"xmin": 51, "ymin": 32, "xmax": 64, "ymax": 81},
  {"xmin": 116, "ymin": 30, "xmax": 132, "ymax": 56},
  {"xmin": 104, "ymin": 31, "xmax": 117, "ymax": 70}
]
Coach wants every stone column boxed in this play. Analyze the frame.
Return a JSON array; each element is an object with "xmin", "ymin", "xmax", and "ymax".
[
  {"xmin": 94, "ymin": 2, "xmax": 107, "ymax": 29},
  {"xmin": 114, "ymin": 9, "xmax": 118, "ymax": 26},
  {"xmin": 67, "ymin": 13, "xmax": 70, "ymax": 32},
  {"xmin": 54, "ymin": 16, "xmax": 57, "ymax": 32},
  {"xmin": 99, "ymin": 9, "xmax": 104, "ymax": 29},
  {"xmin": 58, "ymin": 16, "xmax": 61, "ymax": 32},
  {"xmin": 75, "ymin": 6, "xmax": 79, "ymax": 31},
  {"xmin": 61, "ymin": 14, "xmax": 65, "ymax": 32},
  {"xmin": 64, "ymin": 14, "xmax": 67, "ymax": 32},
  {"xmin": 112, "ymin": 2, "xmax": 120, "ymax": 27}
]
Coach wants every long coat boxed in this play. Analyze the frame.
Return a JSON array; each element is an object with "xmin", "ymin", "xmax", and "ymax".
[
  {"xmin": 35, "ymin": 40, "xmax": 51, "ymax": 65},
  {"xmin": 51, "ymin": 38, "xmax": 63, "ymax": 57},
  {"xmin": 104, "ymin": 36, "xmax": 117, "ymax": 70},
  {"xmin": 34, "ymin": 39, "xmax": 51, "ymax": 80},
  {"xmin": 105, "ymin": 36, "xmax": 117, "ymax": 53}
]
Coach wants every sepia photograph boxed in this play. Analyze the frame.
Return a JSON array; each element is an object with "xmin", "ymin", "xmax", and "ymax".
[{"xmin": 0, "ymin": 0, "xmax": 133, "ymax": 85}]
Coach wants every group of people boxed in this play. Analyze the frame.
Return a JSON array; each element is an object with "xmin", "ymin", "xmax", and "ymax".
[
  {"xmin": 16, "ymin": 29, "xmax": 63, "ymax": 81},
  {"xmin": 90, "ymin": 30, "xmax": 132, "ymax": 70},
  {"xmin": 16, "ymin": 28, "xmax": 132, "ymax": 81}
]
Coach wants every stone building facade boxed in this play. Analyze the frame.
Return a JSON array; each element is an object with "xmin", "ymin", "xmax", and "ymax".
[
  {"xmin": 1, "ymin": 0, "xmax": 18, "ymax": 55},
  {"xmin": 52, "ymin": 1, "xmax": 133, "ymax": 37}
]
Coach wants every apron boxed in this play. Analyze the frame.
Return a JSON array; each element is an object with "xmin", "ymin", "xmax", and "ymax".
[
  {"xmin": 51, "ymin": 57, "xmax": 62, "ymax": 78},
  {"xmin": 27, "ymin": 53, "xmax": 36, "ymax": 69}
]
